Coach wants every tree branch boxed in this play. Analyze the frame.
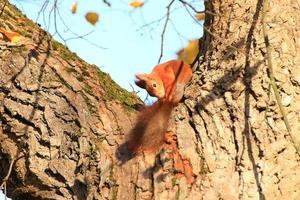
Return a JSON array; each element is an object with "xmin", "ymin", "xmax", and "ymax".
[
  {"xmin": 158, "ymin": 0, "xmax": 175, "ymax": 64},
  {"xmin": 102, "ymin": 0, "xmax": 111, "ymax": 7},
  {"xmin": 0, "ymin": 157, "xmax": 15, "ymax": 189}
]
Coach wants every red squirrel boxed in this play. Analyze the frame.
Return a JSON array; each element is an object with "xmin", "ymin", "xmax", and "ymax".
[{"xmin": 127, "ymin": 60, "xmax": 192, "ymax": 153}]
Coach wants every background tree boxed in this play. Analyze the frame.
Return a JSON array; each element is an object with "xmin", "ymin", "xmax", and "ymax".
[{"xmin": 1, "ymin": 0, "xmax": 300, "ymax": 200}]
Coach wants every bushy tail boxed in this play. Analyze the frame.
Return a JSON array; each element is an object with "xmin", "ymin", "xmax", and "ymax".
[{"xmin": 127, "ymin": 100, "xmax": 174, "ymax": 153}]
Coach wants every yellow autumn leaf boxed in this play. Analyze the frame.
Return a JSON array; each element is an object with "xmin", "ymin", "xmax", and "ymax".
[
  {"xmin": 10, "ymin": 35, "xmax": 21, "ymax": 43},
  {"xmin": 71, "ymin": 2, "xmax": 77, "ymax": 14},
  {"xmin": 195, "ymin": 12, "xmax": 205, "ymax": 21},
  {"xmin": 177, "ymin": 39, "xmax": 200, "ymax": 64},
  {"xmin": 129, "ymin": 0, "xmax": 144, "ymax": 8},
  {"xmin": 85, "ymin": 12, "xmax": 99, "ymax": 25},
  {"xmin": 0, "ymin": 29, "xmax": 22, "ymax": 43}
]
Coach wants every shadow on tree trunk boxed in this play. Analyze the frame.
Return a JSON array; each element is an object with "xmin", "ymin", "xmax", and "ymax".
[{"xmin": 243, "ymin": 0, "xmax": 265, "ymax": 199}]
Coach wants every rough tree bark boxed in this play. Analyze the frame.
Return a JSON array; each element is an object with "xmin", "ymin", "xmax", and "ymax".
[
  {"xmin": 1, "ymin": 0, "xmax": 300, "ymax": 200},
  {"xmin": 0, "ymin": 3, "xmax": 141, "ymax": 199}
]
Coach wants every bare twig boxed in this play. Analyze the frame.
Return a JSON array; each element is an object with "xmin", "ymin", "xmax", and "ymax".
[
  {"xmin": 102, "ymin": 0, "xmax": 111, "ymax": 7},
  {"xmin": 0, "ymin": 158, "xmax": 15, "ymax": 188},
  {"xmin": 178, "ymin": 0, "xmax": 199, "ymax": 13},
  {"xmin": 178, "ymin": 0, "xmax": 201, "ymax": 13},
  {"xmin": 137, "ymin": 15, "xmax": 166, "ymax": 32},
  {"xmin": 64, "ymin": 30, "xmax": 94, "ymax": 41},
  {"xmin": 36, "ymin": 0, "xmax": 49, "ymax": 28},
  {"xmin": 35, "ymin": 0, "xmax": 106, "ymax": 49},
  {"xmin": 261, "ymin": 0, "xmax": 299, "ymax": 155},
  {"xmin": 136, "ymin": 4, "xmax": 184, "ymax": 37},
  {"xmin": 144, "ymin": 93, "xmax": 150, "ymax": 104},
  {"xmin": 158, "ymin": 0, "xmax": 175, "ymax": 64},
  {"xmin": 129, "ymin": 82, "xmax": 140, "ymax": 95},
  {"xmin": 56, "ymin": 8, "xmax": 106, "ymax": 49},
  {"xmin": 47, "ymin": 0, "xmax": 56, "ymax": 32},
  {"xmin": 169, "ymin": 19, "xmax": 188, "ymax": 42},
  {"xmin": 52, "ymin": 0, "xmax": 67, "ymax": 45},
  {"xmin": 178, "ymin": 0, "xmax": 216, "ymax": 16}
]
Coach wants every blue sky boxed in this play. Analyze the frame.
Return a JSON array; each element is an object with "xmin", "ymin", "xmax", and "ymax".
[
  {"xmin": 10, "ymin": 0, "xmax": 203, "ymax": 100},
  {"xmin": 1, "ymin": 0, "xmax": 203, "ymax": 198}
]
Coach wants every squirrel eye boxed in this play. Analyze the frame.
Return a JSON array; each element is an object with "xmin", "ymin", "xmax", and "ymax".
[{"xmin": 152, "ymin": 83, "xmax": 157, "ymax": 88}]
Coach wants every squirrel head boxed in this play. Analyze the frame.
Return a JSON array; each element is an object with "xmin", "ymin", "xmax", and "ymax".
[{"xmin": 135, "ymin": 73, "xmax": 165, "ymax": 98}]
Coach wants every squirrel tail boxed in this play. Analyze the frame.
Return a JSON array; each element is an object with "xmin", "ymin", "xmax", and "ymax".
[{"xmin": 127, "ymin": 100, "xmax": 174, "ymax": 153}]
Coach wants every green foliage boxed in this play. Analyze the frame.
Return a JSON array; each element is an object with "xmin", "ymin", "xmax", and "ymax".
[
  {"xmin": 52, "ymin": 40, "xmax": 77, "ymax": 61},
  {"xmin": 95, "ymin": 68, "xmax": 138, "ymax": 111}
]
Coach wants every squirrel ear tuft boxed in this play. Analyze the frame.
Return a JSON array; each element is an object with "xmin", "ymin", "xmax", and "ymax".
[
  {"xmin": 135, "ymin": 74, "xmax": 148, "ymax": 89},
  {"xmin": 135, "ymin": 74, "xmax": 148, "ymax": 81}
]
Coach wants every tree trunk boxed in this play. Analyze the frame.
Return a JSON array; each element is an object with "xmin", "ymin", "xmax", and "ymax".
[
  {"xmin": 0, "ymin": 3, "xmax": 140, "ymax": 200},
  {"xmin": 1, "ymin": 1, "xmax": 300, "ymax": 200},
  {"xmin": 181, "ymin": 0, "xmax": 300, "ymax": 199}
]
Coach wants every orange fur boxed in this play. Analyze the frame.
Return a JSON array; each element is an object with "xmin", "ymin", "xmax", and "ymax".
[
  {"xmin": 129, "ymin": 60, "xmax": 192, "ymax": 153},
  {"xmin": 135, "ymin": 60, "xmax": 192, "ymax": 103},
  {"xmin": 127, "ymin": 101, "xmax": 173, "ymax": 153}
]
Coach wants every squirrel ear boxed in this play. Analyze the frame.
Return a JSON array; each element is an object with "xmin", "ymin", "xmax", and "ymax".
[
  {"xmin": 135, "ymin": 74, "xmax": 148, "ymax": 89},
  {"xmin": 135, "ymin": 74, "xmax": 148, "ymax": 81},
  {"xmin": 135, "ymin": 79, "xmax": 146, "ymax": 89}
]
